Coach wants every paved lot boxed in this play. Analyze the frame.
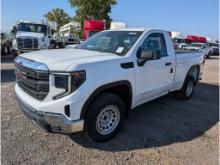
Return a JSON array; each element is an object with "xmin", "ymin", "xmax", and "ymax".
[{"xmin": 1, "ymin": 55, "xmax": 219, "ymax": 165}]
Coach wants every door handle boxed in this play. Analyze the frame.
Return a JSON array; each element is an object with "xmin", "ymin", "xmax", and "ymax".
[{"xmin": 165, "ymin": 62, "xmax": 172, "ymax": 66}]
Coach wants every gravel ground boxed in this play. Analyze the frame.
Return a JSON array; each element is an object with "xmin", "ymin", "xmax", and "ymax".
[{"xmin": 1, "ymin": 55, "xmax": 219, "ymax": 165}]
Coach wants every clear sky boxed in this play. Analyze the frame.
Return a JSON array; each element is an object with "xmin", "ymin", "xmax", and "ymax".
[{"xmin": 1, "ymin": 0, "xmax": 219, "ymax": 39}]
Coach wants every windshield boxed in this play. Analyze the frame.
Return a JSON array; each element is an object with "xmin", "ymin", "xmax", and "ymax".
[
  {"xmin": 76, "ymin": 31, "xmax": 143, "ymax": 55},
  {"xmin": 17, "ymin": 23, "xmax": 47, "ymax": 34}
]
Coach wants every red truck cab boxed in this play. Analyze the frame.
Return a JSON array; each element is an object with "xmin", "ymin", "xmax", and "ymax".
[
  {"xmin": 83, "ymin": 20, "xmax": 105, "ymax": 40},
  {"xmin": 186, "ymin": 35, "xmax": 207, "ymax": 43}
]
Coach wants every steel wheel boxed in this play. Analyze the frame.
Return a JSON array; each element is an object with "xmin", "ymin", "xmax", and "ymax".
[
  {"xmin": 186, "ymin": 80, "xmax": 194, "ymax": 97},
  {"xmin": 96, "ymin": 105, "xmax": 120, "ymax": 135}
]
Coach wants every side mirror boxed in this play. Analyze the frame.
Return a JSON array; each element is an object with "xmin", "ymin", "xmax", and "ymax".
[
  {"xmin": 11, "ymin": 26, "xmax": 17, "ymax": 35},
  {"xmin": 137, "ymin": 47, "xmax": 160, "ymax": 66}
]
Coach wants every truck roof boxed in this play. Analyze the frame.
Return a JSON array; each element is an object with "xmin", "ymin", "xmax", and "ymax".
[
  {"xmin": 107, "ymin": 28, "xmax": 146, "ymax": 32},
  {"xmin": 106, "ymin": 28, "xmax": 167, "ymax": 33}
]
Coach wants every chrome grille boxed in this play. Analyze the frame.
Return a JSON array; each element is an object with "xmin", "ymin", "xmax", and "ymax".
[
  {"xmin": 15, "ymin": 63, "xmax": 49, "ymax": 101},
  {"xmin": 17, "ymin": 37, "xmax": 38, "ymax": 50}
]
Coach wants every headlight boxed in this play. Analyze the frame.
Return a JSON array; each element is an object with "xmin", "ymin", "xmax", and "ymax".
[
  {"xmin": 55, "ymin": 75, "xmax": 68, "ymax": 89},
  {"xmin": 53, "ymin": 70, "xmax": 86, "ymax": 99}
]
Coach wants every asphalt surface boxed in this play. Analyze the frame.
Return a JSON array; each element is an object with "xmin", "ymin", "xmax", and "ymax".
[{"xmin": 1, "ymin": 55, "xmax": 219, "ymax": 165}]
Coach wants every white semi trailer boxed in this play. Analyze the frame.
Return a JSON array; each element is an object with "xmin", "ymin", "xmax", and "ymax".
[
  {"xmin": 59, "ymin": 22, "xmax": 81, "ymax": 44},
  {"xmin": 110, "ymin": 22, "xmax": 127, "ymax": 30}
]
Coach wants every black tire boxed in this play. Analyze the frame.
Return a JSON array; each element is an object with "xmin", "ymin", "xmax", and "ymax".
[
  {"xmin": 176, "ymin": 76, "xmax": 195, "ymax": 100},
  {"xmin": 206, "ymin": 52, "xmax": 211, "ymax": 59},
  {"xmin": 8, "ymin": 45, "xmax": 12, "ymax": 54},
  {"xmin": 12, "ymin": 50, "xmax": 19, "ymax": 57},
  {"xmin": 2, "ymin": 45, "xmax": 8, "ymax": 55},
  {"xmin": 85, "ymin": 93, "xmax": 125, "ymax": 142}
]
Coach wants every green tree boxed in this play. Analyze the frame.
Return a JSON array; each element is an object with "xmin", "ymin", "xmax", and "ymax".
[
  {"xmin": 69, "ymin": 0, "xmax": 117, "ymax": 29},
  {"xmin": 44, "ymin": 8, "xmax": 71, "ymax": 31}
]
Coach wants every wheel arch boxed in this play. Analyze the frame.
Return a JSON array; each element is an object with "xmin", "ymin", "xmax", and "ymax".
[
  {"xmin": 80, "ymin": 80, "xmax": 133, "ymax": 119},
  {"xmin": 185, "ymin": 64, "xmax": 200, "ymax": 84}
]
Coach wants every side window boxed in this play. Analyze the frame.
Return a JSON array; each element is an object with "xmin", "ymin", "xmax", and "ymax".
[{"xmin": 142, "ymin": 33, "xmax": 168, "ymax": 57}]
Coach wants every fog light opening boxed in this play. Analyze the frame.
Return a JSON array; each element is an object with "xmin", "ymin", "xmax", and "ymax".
[{"xmin": 65, "ymin": 105, "xmax": 70, "ymax": 117}]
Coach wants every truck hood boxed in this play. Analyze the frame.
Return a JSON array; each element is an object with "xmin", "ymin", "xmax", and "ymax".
[
  {"xmin": 20, "ymin": 48, "xmax": 122, "ymax": 71},
  {"xmin": 16, "ymin": 32, "xmax": 44, "ymax": 39}
]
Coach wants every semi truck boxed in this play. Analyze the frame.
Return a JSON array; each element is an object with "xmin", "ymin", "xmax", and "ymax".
[
  {"xmin": 12, "ymin": 20, "xmax": 55, "ymax": 56},
  {"xmin": 83, "ymin": 20, "xmax": 105, "ymax": 40},
  {"xmin": 15, "ymin": 28, "xmax": 205, "ymax": 142}
]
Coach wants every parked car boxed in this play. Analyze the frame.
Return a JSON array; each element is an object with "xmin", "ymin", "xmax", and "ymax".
[
  {"xmin": 15, "ymin": 28, "xmax": 205, "ymax": 142},
  {"xmin": 208, "ymin": 42, "xmax": 219, "ymax": 55},
  {"xmin": 49, "ymin": 33, "xmax": 66, "ymax": 49},
  {"xmin": 183, "ymin": 42, "xmax": 211, "ymax": 58}
]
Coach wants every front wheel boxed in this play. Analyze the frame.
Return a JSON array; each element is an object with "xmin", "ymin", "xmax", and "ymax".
[
  {"xmin": 85, "ymin": 93, "xmax": 125, "ymax": 142},
  {"xmin": 176, "ymin": 76, "xmax": 195, "ymax": 100},
  {"xmin": 12, "ymin": 50, "xmax": 19, "ymax": 57},
  {"xmin": 2, "ymin": 45, "xmax": 9, "ymax": 55}
]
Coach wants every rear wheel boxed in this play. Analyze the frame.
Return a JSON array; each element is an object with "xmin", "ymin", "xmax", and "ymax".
[
  {"xmin": 85, "ymin": 93, "xmax": 125, "ymax": 142},
  {"xmin": 206, "ymin": 52, "xmax": 211, "ymax": 59},
  {"xmin": 176, "ymin": 76, "xmax": 195, "ymax": 100},
  {"xmin": 8, "ymin": 44, "xmax": 12, "ymax": 54}
]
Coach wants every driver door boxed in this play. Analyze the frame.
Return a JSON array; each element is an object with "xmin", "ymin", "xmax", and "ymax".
[{"xmin": 135, "ymin": 33, "xmax": 173, "ymax": 105}]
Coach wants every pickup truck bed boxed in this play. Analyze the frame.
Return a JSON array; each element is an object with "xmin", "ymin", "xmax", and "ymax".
[{"xmin": 175, "ymin": 49, "xmax": 199, "ymax": 54}]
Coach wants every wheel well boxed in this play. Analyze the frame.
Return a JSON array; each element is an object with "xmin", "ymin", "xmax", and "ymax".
[
  {"xmin": 187, "ymin": 65, "xmax": 200, "ymax": 83},
  {"xmin": 81, "ymin": 81, "xmax": 132, "ymax": 119}
]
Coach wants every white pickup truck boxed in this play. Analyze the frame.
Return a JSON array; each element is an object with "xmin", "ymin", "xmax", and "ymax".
[{"xmin": 15, "ymin": 28, "xmax": 205, "ymax": 142}]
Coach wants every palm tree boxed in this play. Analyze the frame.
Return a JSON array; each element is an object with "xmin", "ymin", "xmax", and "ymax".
[{"xmin": 44, "ymin": 8, "xmax": 71, "ymax": 31}]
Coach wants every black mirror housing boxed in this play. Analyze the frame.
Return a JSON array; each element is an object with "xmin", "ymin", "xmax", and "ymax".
[{"xmin": 140, "ymin": 50, "xmax": 160, "ymax": 60}]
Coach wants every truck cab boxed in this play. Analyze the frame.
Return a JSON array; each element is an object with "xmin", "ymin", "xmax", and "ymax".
[
  {"xmin": 83, "ymin": 20, "xmax": 105, "ymax": 40},
  {"xmin": 12, "ymin": 20, "xmax": 53, "ymax": 55}
]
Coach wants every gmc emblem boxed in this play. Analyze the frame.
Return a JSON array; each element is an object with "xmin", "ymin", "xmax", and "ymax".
[{"xmin": 15, "ymin": 70, "xmax": 26, "ymax": 79}]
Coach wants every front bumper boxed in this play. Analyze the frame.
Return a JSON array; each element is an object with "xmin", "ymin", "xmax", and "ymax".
[{"xmin": 16, "ymin": 96, "xmax": 84, "ymax": 134}]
